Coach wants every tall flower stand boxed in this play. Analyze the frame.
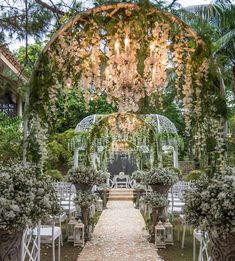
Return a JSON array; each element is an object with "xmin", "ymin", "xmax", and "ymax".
[
  {"xmin": 149, "ymin": 184, "xmax": 170, "ymax": 242},
  {"xmin": 97, "ymin": 189, "xmax": 107, "ymax": 209},
  {"xmin": 81, "ymin": 206, "xmax": 91, "ymax": 241},
  {"xmin": 0, "ymin": 230, "xmax": 23, "ymax": 261}
]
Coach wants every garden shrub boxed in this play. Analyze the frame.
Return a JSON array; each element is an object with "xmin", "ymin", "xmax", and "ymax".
[
  {"xmin": 47, "ymin": 169, "xmax": 63, "ymax": 181},
  {"xmin": 183, "ymin": 170, "xmax": 205, "ymax": 182}
]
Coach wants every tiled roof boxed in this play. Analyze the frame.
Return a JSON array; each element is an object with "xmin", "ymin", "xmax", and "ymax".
[{"xmin": 0, "ymin": 43, "xmax": 24, "ymax": 75}]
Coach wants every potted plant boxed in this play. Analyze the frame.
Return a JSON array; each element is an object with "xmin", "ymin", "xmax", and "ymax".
[
  {"xmin": 184, "ymin": 168, "xmax": 235, "ymax": 261},
  {"xmin": 0, "ymin": 163, "xmax": 60, "ymax": 261},
  {"xmin": 142, "ymin": 167, "xmax": 178, "ymax": 194},
  {"xmin": 68, "ymin": 166, "xmax": 106, "ymax": 241}
]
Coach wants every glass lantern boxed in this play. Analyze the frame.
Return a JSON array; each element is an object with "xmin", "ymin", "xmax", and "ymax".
[
  {"xmin": 155, "ymin": 221, "xmax": 166, "ymax": 249},
  {"xmin": 74, "ymin": 220, "xmax": 85, "ymax": 247},
  {"xmin": 164, "ymin": 219, "xmax": 174, "ymax": 245},
  {"xmin": 67, "ymin": 217, "xmax": 78, "ymax": 242},
  {"xmin": 90, "ymin": 204, "xmax": 96, "ymax": 218},
  {"xmin": 96, "ymin": 198, "xmax": 103, "ymax": 212}
]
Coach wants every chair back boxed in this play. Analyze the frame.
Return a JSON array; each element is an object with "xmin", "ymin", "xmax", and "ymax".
[{"xmin": 21, "ymin": 225, "xmax": 40, "ymax": 261}]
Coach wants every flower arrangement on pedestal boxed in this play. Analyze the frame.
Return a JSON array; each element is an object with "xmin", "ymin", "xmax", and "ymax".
[
  {"xmin": 74, "ymin": 191, "xmax": 98, "ymax": 209},
  {"xmin": 67, "ymin": 166, "xmax": 107, "ymax": 191},
  {"xmin": 141, "ymin": 167, "xmax": 178, "ymax": 242},
  {"xmin": 142, "ymin": 167, "xmax": 178, "ymax": 193},
  {"xmin": 96, "ymin": 181, "xmax": 110, "ymax": 209},
  {"xmin": 67, "ymin": 165, "xmax": 107, "ymax": 241},
  {"xmin": 184, "ymin": 168, "xmax": 235, "ymax": 261},
  {"xmin": 0, "ymin": 163, "xmax": 60, "ymax": 261},
  {"xmin": 133, "ymin": 183, "xmax": 146, "ymax": 209},
  {"xmin": 143, "ymin": 192, "xmax": 168, "ymax": 242}
]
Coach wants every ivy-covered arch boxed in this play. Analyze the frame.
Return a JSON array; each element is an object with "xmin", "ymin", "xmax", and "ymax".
[{"xmin": 26, "ymin": 2, "xmax": 225, "ymax": 170}]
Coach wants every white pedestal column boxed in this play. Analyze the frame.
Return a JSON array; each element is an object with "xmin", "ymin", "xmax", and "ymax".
[
  {"xmin": 74, "ymin": 148, "xmax": 79, "ymax": 168},
  {"xmin": 173, "ymin": 149, "xmax": 179, "ymax": 168}
]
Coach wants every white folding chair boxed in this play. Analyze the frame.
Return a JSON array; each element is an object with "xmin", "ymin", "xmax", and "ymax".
[
  {"xmin": 54, "ymin": 182, "xmax": 77, "ymax": 219},
  {"xmin": 21, "ymin": 225, "xmax": 40, "ymax": 261},
  {"xmin": 33, "ymin": 221, "xmax": 62, "ymax": 261},
  {"xmin": 193, "ymin": 229, "xmax": 210, "ymax": 261},
  {"xmin": 177, "ymin": 214, "xmax": 191, "ymax": 249}
]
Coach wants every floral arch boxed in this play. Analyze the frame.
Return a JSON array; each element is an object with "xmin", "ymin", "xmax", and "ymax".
[
  {"xmin": 26, "ymin": 2, "xmax": 225, "ymax": 169},
  {"xmin": 70, "ymin": 112, "xmax": 181, "ymax": 171}
]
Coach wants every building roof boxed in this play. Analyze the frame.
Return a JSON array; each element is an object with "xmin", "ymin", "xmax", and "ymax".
[{"xmin": 0, "ymin": 43, "xmax": 24, "ymax": 78}]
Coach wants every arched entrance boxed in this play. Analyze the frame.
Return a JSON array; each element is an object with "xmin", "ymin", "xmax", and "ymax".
[{"xmin": 71, "ymin": 112, "xmax": 180, "ymax": 182}]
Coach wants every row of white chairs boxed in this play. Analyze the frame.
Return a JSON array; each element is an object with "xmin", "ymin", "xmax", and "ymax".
[
  {"xmin": 21, "ymin": 182, "xmax": 102, "ymax": 261},
  {"xmin": 21, "ymin": 182, "xmax": 75, "ymax": 261}
]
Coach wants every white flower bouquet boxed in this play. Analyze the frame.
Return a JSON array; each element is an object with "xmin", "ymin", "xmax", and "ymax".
[
  {"xmin": 142, "ymin": 167, "xmax": 178, "ymax": 185},
  {"xmin": 184, "ymin": 168, "xmax": 235, "ymax": 236},
  {"xmin": 0, "ymin": 163, "xmax": 60, "ymax": 232},
  {"xmin": 67, "ymin": 166, "xmax": 106, "ymax": 186}
]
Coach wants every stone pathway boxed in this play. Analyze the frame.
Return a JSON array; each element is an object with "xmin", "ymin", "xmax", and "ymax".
[{"xmin": 77, "ymin": 201, "xmax": 160, "ymax": 261}]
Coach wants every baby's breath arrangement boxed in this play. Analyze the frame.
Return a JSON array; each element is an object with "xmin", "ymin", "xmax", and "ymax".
[
  {"xmin": 74, "ymin": 191, "xmax": 98, "ymax": 208},
  {"xmin": 0, "ymin": 163, "xmax": 60, "ymax": 232},
  {"xmin": 67, "ymin": 166, "xmax": 107, "ymax": 186},
  {"xmin": 142, "ymin": 168, "xmax": 178, "ymax": 185},
  {"xmin": 131, "ymin": 170, "xmax": 147, "ymax": 181},
  {"xmin": 144, "ymin": 192, "xmax": 168, "ymax": 208},
  {"xmin": 184, "ymin": 169, "xmax": 235, "ymax": 236}
]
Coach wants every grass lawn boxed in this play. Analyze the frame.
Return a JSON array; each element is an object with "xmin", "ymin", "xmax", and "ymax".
[{"xmin": 158, "ymin": 222, "xmax": 199, "ymax": 261}]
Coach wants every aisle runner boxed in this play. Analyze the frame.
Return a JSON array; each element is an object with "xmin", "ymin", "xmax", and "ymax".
[{"xmin": 77, "ymin": 201, "xmax": 160, "ymax": 261}]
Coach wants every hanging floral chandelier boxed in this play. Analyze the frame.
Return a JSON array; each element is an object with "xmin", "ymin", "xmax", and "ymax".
[
  {"xmin": 110, "ymin": 140, "xmax": 131, "ymax": 152},
  {"xmin": 104, "ymin": 27, "xmax": 144, "ymax": 112},
  {"xmin": 77, "ymin": 22, "xmax": 171, "ymax": 112}
]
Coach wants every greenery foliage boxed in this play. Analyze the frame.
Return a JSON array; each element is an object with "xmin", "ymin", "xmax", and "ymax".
[
  {"xmin": 0, "ymin": 113, "xmax": 22, "ymax": 163},
  {"xmin": 183, "ymin": 170, "xmax": 205, "ymax": 182},
  {"xmin": 47, "ymin": 169, "xmax": 63, "ymax": 181},
  {"xmin": 46, "ymin": 129, "xmax": 75, "ymax": 174},
  {"xmin": 17, "ymin": 43, "xmax": 43, "ymax": 76}
]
